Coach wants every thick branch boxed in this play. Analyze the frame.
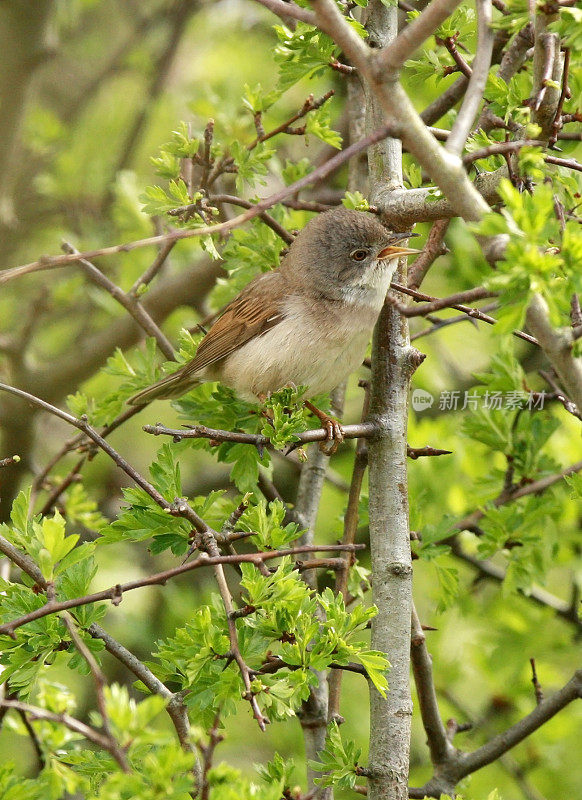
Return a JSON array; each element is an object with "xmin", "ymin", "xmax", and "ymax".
[
  {"xmin": 377, "ymin": 167, "xmax": 505, "ymax": 228},
  {"xmin": 251, "ymin": 0, "xmax": 317, "ymax": 24},
  {"xmin": 410, "ymin": 606, "xmax": 453, "ymax": 766},
  {"xmin": 525, "ymin": 294, "xmax": 582, "ymax": 412},
  {"xmin": 445, "ymin": 0, "xmax": 494, "ymax": 155}
]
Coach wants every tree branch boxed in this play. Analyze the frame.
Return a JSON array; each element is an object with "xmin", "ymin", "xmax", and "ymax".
[
  {"xmin": 456, "ymin": 670, "xmax": 582, "ymax": 778},
  {"xmin": 143, "ymin": 421, "xmax": 378, "ymax": 447},
  {"xmin": 450, "ymin": 539, "xmax": 581, "ymax": 630},
  {"xmin": 61, "ymin": 614, "xmax": 130, "ymax": 773},
  {"xmin": 0, "ymin": 700, "xmax": 130, "ymax": 769},
  {"xmin": 88, "ymin": 622, "xmax": 199, "ymax": 767},
  {"xmin": 251, "ymin": 0, "xmax": 317, "ymax": 24},
  {"xmin": 0, "ymin": 382, "xmax": 212, "ymax": 534},
  {"xmin": 410, "ymin": 605, "xmax": 453, "ymax": 767},
  {"xmin": 0, "ymin": 544, "xmax": 364, "ymax": 636},
  {"xmin": 379, "ymin": 0, "xmax": 465, "ymax": 72},
  {"xmin": 0, "ymin": 124, "xmax": 396, "ymax": 285},
  {"xmin": 61, "ymin": 241, "xmax": 176, "ymax": 361},
  {"xmin": 446, "ymin": 0, "xmax": 494, "ymax": 155},
  {"xmin": 525, "ymin": 293, "xmax": 582, "ymax": 412}
]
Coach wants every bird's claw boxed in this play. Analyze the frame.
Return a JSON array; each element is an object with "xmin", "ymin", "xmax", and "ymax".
[
  {"xmin": 304, "ymin": 400, "xmax": 345, "ymax": 455},
  {"xmin": 319, "ymin": 416, "xmax": 344, "ymax": 454}
]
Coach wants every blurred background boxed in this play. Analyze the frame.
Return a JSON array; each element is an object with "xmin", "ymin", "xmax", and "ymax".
[{"xmin": 0, "ymin": 1, "xmax": 580, "ymax": 797}]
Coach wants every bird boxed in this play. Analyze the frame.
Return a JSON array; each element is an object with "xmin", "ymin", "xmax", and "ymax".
[{"xmin": 129, "ymin": 207, "xmax": 420, "ymax": 447}]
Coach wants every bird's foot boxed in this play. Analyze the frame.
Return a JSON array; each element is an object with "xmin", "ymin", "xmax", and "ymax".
[{"xmin": 304, "ymin": 400, "xmax": 344, "ymax": 455}]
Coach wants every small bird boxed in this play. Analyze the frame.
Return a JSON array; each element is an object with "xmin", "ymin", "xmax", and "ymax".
[{"xmin": 129, "ymin": 208, "xmax": 420, "ymax": 446}]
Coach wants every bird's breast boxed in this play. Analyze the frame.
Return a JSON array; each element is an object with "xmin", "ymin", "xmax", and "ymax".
[{"xmin": 216, "ymin": 293, "xmax": 380, "ymax": 400}]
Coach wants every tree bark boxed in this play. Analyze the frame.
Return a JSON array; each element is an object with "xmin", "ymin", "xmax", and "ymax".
[{"xmin": 364, "ymin": 3, "xmax": 416, "ymax": 799}]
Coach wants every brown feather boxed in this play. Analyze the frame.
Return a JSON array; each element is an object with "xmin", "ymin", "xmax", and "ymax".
[
  {"xmin": 182, "ymin": 274, "xmax": 285, "ymax": 374},
  {"xmin": 128, "ymin": 271, "xmax": 286, "ymax": 405}
]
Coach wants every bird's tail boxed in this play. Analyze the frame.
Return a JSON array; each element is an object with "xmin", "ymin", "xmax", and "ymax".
[{"xmin": 128, "ymin": 370, "xmax": 200, "ymax": 405}]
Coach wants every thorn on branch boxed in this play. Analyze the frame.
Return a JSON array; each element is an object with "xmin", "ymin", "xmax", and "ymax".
[
  {"xmin": 407, "ymin": 446, "xmax": 452, "ymax": 459},
  {"xmin": 530, "ymin": 658, "xmax": 544, "ymax": 705},
  {"xmin": 329, "ymin": 58, "xmax": 356, "ymax": 74},
  {"xmin": 446, "ymin": 717, "xmax": 473, "ymax": 741}
]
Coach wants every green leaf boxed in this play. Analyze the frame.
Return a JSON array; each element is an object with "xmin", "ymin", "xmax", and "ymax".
[
  {"xmin": 308, "ymin": 721, "xmax": 362, "ymax": 789},
  {"xmin": 342, "ymin": 191, "xmax": 370, "ymax": 211}
]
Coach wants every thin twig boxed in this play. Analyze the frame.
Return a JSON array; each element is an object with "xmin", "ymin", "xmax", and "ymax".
[
  {"xmin": 143, "ymin": 420, "xmax": 378, "ymax": 447},
  {"xmin": 410, "ymin": 605, "xmax": 452, "ymax": 766},
  {"xmin": 529, "ymin": 658, "xmax": 544, "ymax": 705},
  {"xmin": 463, "ymin": 139, "xmax": 544, "ymax": 164},
  {"xmin": 390, "ymin": 282, "xmax": 539, "ymax": 345},
  {"xmin": 16, "ymin": 708, "xmax": 45, "ymax": 770},
  {"xmin": 0, "ymin": 124, "xmax": 396, "ymax": 285},
  {"xmin": 208, "ymin": 194, "xmax": 294, "ymax": 244},
  {"xmin": 437, "ymin": 34, "xmax": 473, "ymax": 79},
  {"xmin": 379, "ymin": 0, "xmax": 466, "ymax": 72},
  {"xmin": 88, "ymin": 622, "xmax": 199, "ymax": 774},
  {"xmin": 198, "ymin": 712, "xmax": 224, "ymax": 800},
  {"xmin": 61, "ymin": 242, "xmax": 176, "ymax": 361},
  {"xmin": 545, "ymin": 155, "xmax": 582, "ymax": 173},
  {"xmin": 61, "ymin": 614, "xmax": 130, "ymax": 772},
  {"xmin": 128, "ymin": 239, "xmax": 176, "ymax": 297},
  {"xmin": 328, "ymin": 384, "xmax": 370, "ymax": 719},
  {"xmin": 0, "ymin": 700, "xmax": 131, "ymax": 768},
  {"xmin": 0, "ymin": 382, "xmax": 211, "ymax": 534},
  {"xmin": 0, "ymin": 455, "xmax": 20, "ymax": 468},
  {"xmin": 407, "ymin": 219, "xmax": 450, "ymax": 290},
  {"xmin": 392, "ymin": 283, "xmax": 498, "ymax": 317},
  {"xmin": 450, "ymin": 540, "xmax": 581, "ymax": 630},
  {"xmin": 0, "ymin": 544, "xmax": 365, "ymax": 637}
]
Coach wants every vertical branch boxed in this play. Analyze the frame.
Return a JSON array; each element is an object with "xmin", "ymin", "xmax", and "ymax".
[
  {"xmin": 364, "ymin": 5, "xmax": 402, "ymax": 193},
  {"xmin": 531, "ymin": 8, "xmax": 562, "ymax": 140},
  {"xmin": 364, "ymin": 4, "xmax": 417, "ymax": 799},
  {"xmin": 328, "ymin": 386, "xmax": 369, "ymax": 720},
  {"xmin": 295, "ymin": 442, "xmax": 332, "ymax": 792},
  {"xmin": 445, "ymin": 0, "xmax": 494, "ymax": 155}
]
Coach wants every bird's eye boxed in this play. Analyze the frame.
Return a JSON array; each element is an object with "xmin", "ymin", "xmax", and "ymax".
[{"xmin": 350, "ymin": 248, "xmax": 369, "ymax": 262}]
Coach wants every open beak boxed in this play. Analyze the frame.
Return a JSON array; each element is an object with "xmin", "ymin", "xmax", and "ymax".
[
  {"xmin": 378, "ymin": 244, "xmax": 422, "ymax": 260},
  {"xmin": 378, "ymin": 231, "xmax": 421, "ymax": 260}
]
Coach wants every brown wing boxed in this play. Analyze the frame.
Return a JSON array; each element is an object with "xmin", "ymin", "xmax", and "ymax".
[
  {"xmin": 128, "ymin": 271, "xmax": 286, "ymax": 405},
  {"xmin": 178, "ymin": 270, "xmax": 286, "ymax": 378}
]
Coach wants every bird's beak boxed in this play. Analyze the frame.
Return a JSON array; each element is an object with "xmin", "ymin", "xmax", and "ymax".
[{"xmin": 378, "ymin": 244, "xmax": 422, "ymax": 260}]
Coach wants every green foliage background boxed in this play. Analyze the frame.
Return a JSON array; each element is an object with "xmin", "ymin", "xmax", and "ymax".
[{"xmin": 0, "ymin": 1, "xmax": 581, "ymax": 798}]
